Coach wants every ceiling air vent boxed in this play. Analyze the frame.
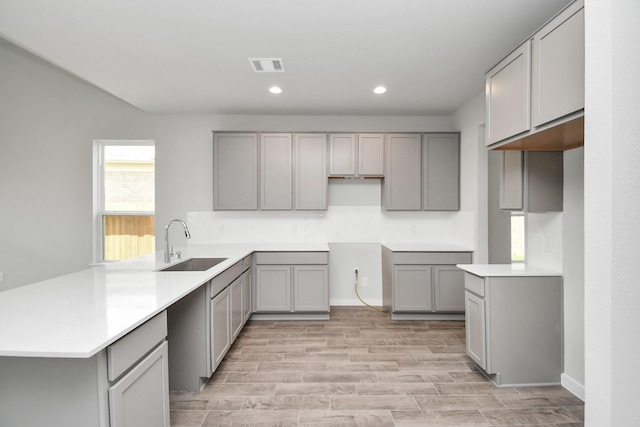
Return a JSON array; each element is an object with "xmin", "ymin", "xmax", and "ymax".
[{"xmin": 249, "ymin": 58, "xmax": 285, "ymax": 73}]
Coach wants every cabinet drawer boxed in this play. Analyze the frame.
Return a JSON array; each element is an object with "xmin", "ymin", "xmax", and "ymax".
[
  {"xmin": 393, "ymin": 252, "xmax": 472, "ymax": 265},
  {"xmin": 255, "ymin": 252, "xmax": 328, "ymax": 265},
  {"xmin": 108, "ymin": 311, "xmax": 167, "ymax": 381},
  {"xmin": 464, "ymin": 273, "xmax": 485, "ymax": 297},
  {"xmin": 211, "ymin": 259, "xmax": 247, "ymax": 296}
]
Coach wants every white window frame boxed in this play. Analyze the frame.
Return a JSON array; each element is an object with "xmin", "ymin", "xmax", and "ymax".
[{"xmin": 93, "ymin": 140, "xmax": 155, "ymax": 263}]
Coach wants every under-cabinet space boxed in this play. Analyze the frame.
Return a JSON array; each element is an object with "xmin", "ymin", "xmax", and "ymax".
[{"xmin": 167, "ymin": 255, "xmax": 252, "ymax": 391}]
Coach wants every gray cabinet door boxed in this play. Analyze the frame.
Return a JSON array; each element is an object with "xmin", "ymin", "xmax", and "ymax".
[
  {"xmin": 499, "ymin": 151, "xmax": 563, "ymax": 212},
  {"xmin": 358, "ymin": 133, "xmax": 385, "ymax": 176},
  {"xmin": 531, "ymin": 1, "xmax": 584, "ymax": 127},
  {"xmin": 294, "ymin": 133, "xmax": 327, "ymax": 210},
  {"xmin": 213, "ymin": 133, "xmax": 258, "ymax": 210},
  {"xmin": 242, "ymin": 270, "xmax": 252, "ymax": 323},
  {"xmin": 499, "ymin": 151, "xmax": 524, "ymax": 210},
  {"xmin": 230, "ymin": 276, "xmax": 243, "ymax": 342},
  {"xmin": 210, "ymin": 287, "xmax": 231, "ymax": 370},
  {"xmin": 329, "ymin": 134, "xmax": 356, "ymax": 176},
  {"xmin": 486, "ymin": 41, "xmax": 531, "ymax": 145},
  {"xmin": 293, "ymin": 265, "xmax": 329, "ymax": 312},
  {"xmin": 422, "ymin": 134, "xmax": 460, "ymax": 211},
  {"xmin": 255, "ymin": 265, "xmax": 292, "ymax": 312},
  {"xmin": 464, "ymin": 291, "xmax": 486, "ymax": 370},
  {"xmin": 260, "ymin": 133, "xmax": 292, "ymax": 210},
  {"xmin": 524, "ymin": 151, "xmax": 563, "ymax": 212},
  {"xmin": 385, "ymin": 134, "xmax": 422, "ymax": 210},
  {"xmin": 108, "ymin": 341, "xmax": 170, "ymax": 427},
  {"xmin": 433, "ymin": 266, "xmax": 465, "ymax": 312},
  {"xmin": 393, "ymin": 265, "xmax": 432, "ymax": 311}
]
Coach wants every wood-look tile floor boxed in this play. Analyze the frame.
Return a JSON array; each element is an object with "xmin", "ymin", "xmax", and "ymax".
[{"xmin": 170, "ymin": 306, "xmax": 584, "ymax": 427}]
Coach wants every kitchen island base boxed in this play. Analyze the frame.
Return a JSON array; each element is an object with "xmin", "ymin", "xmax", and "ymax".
[{"xmin": 460, "ymin": 267, "xmax": 563, "ymax": 387}]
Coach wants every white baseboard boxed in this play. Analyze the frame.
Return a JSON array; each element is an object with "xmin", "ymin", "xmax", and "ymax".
[{"xmin": 561, "ymin": 373, "xmax": 585, "ymax": 401}]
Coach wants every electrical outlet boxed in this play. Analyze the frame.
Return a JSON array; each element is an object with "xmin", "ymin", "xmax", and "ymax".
[{"xmin": 361, "ymin": 277, "xmax": 368, "ymax": 287}]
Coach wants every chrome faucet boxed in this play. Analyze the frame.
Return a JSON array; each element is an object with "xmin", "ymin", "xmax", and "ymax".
[{"xmin": 164, "ymin": 219, "xmax": 191, "ymax": 263}]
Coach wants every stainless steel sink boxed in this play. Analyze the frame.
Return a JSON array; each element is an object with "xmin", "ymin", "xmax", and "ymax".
[{"xmin": 159, "ymin": 257, "xmax": 227, "ymax": 272}]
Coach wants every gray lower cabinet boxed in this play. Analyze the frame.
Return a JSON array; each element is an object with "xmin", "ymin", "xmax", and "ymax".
[
  {"xmin": 0, "ymin": 312, "xmax": 170, "ymax": 427},
  {"xmin": 108, "ymin": 341, "xmax": 170, "ymax": 427},
  {"xmin": 393, "ymin": 265, "xmax": 432, "ymax": 311},
  {"xmin": 254, "ymin": 252, "xmax": 329, "ymax": 319},
  {"xmin": 255, "ymin": 265, "xmax": 292, "ymax": 312},
  {"xmin": 499, "ymin": 151, "xmax": 563, "ymax": 212},
  {"xmin": 382, "ymin": 248, "xmax": 472, "ymax": 319},
  {"xmin": 463, "ymin": 273, "xmax": 563, "ymax": 386},
  {"xmin": 213, "ymin": 133, "xmax": 258, "ymax": 210},
  {"xmin": 464, "ymin": 291, "xmax": 486, "ymax": 369},
  {"xmin": 433, "ymin": 266, "xmax": 466, "ymax": 312}
]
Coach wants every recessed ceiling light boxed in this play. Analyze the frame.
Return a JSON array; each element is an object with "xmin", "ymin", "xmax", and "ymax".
[
  {"xmin": 373, "ymin": 86, "xmax": 387, "ymax": 94},
  {"xmin": 269, "ymin": 86, "xmax": 282, "ymax": 94}
]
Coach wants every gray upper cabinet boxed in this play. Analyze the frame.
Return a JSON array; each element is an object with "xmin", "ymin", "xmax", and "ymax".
[
  {"xmin": 531, "ymin": 0, "xmax": 585, "ymax": 127},
  {"xmin": 329, "ymin": 133, "xmax": 384, "ymax": 177},
  {"xmin": 499, "ymin": 151, "xmax": 524, "ymax": 210},
  {"xmin": 213, "ymin": 133, "xmax": 258, "ymax": 210},
  {"xmin": 485, "ymin": 41, "xmax": 531, "ymax": 146},
  {"xmin": 499, "ymin": 151, "xmax": 563, "ymax": 212},
  {"xmin": 485, "ymin": 0, "xmax": 584, "ymax": 148},
  {"xmin": 329, "ymin": 134, "xmax": 356, "ymax": 176},
  {"xmin": 357, "ymin": 134, "xmax": 385, "ymax": 176},
  {"xmin": 384, "ymin": 133, "xmax": 422, "ymax": 210},
  {"xmin": 260, "ymin": 133, "xmax": 292, "ymax": 210},
  {"xmin": 294, "ymin": 133, "xmax": 327, "ymax": 210},
  {"xmin": 422, "ymin": 133, "xmax": 460, "ymax": 211}
]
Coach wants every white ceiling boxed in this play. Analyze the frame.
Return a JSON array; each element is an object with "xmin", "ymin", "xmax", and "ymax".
[{"xmin": 0, "ymin": 0, "xmax": 573, "ymax": 115}]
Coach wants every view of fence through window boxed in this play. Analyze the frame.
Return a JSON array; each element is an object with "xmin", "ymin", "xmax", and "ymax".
[{"xmin": 102, "ymin": 144, "xmax": 155, "ymax": 260}]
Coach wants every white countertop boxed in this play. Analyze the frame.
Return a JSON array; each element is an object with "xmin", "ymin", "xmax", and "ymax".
[
  {"xmin": 382, "ymin": 243, "xmax": 473, "ymax": 252},
  {"xmin": 0, "ymin": 243, "xmax": 329, "ymax": 358},
  {"xmin": 456, "ymin": 263, "xmax": 562, "ymax": 277}
]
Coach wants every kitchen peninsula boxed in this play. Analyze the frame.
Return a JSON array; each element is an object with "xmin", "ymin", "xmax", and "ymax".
[
  {"xmin": 0, "ymin": 243, "xmax": 328, "ymax": 427},
  {"xmin": 457, "ymin": 264, "xmax": 563, "ymax": 387}
]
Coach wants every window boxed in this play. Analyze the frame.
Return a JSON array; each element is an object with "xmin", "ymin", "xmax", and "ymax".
[
  {"xmin": 511, "ymin": 212, "xmax": 526, "ymax": 263},
  {"xmin": 95, "ymin": 141, "xmax": 155, "ymax": 261}
]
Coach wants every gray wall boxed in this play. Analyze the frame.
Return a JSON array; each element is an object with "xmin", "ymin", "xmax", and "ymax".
[
  {"xmin": 0, "ymin": 40, "xmax": 151, "ymax": 290},
  {"xmin": 562, "ymin": 147, "xmax": 584, "ymax": 397}
]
